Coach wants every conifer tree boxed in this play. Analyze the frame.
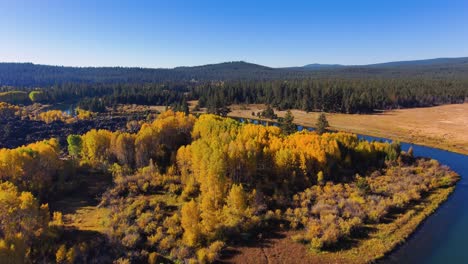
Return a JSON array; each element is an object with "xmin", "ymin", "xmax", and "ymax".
[
  {"xmin": 315, "ymin": 113, "xmax": 329, "ymax": 135},
  {"xmin": 280, "ymin": 110, "xmax": 296, "ymax": 135}
]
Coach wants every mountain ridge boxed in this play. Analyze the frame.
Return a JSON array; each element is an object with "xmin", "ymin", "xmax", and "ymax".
[
  {"xmin": 302, "ymin": 57, "xmax": 468, "ymax": 69},
  {"xmin": 1, "ymin": 57, "xmax": 468, "ymax": 87},
  {"xmin": 3, "ymin": 57, "xmax": 468, "ymax": 70}
]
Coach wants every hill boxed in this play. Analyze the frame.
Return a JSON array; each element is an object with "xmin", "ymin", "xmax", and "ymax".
[
  {"xmin": 1, "ymin": 57, "xmax": 468, "ymax": 87},
  {"xmin": 302, "ymin": 63, "xmax": 345, "ymax": 69},
  {"xmin": 0, "ymin": 61, "xmax": 278, "ymax": 87},
  {"xmin": 303, "ymin": 57, "xmax": 468, "ymax": 69},
  {"xmin": 364, "ymin": 57, "xmax": 468, "ymax": 68}
]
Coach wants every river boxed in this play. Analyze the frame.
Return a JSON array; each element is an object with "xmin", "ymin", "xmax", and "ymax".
[
  {"xmin": 235, "ymin": 117, "xmax": 468, "ymax": 263},
  {"xmin": 364, "ymin": 135, "xmax": 468, "ymax": 264},
  {"xmin": 44, "ymin": 103, "xmax": 77, "ymax": 116}
]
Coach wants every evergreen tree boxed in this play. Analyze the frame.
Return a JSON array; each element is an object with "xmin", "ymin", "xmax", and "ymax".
[
  {"xmin": 280, "ymin": 110, "xmax": 296, "ymax": 135},
  {"xmin": 315, "ymin": 113, "xmax": 329, "ymax": 135},
  {"xmin": 261, "ymin": 105, "xmax": 277, "ymax": 119}
]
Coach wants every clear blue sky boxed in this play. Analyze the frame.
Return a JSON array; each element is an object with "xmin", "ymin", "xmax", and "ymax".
[{"xmin": 1, "ymin": 0, "xmax": 467, "ymax": 68}]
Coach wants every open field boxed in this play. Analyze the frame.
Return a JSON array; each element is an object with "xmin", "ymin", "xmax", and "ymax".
[
  {"xmin": 227, "ymin": 103, "xmax": 468, "ymax": 155},
  {"xmin": 50, "ymin": 172, "xmax": 112, "ymax": 233}
]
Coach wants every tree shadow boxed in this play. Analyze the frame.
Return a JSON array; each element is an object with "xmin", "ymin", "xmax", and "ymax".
[
  {"xmin": 54, "ymin": 227, "xmax": 119, "ymax": 263},
  {"xmin": 216, "ymin": 228, "xmax": 287, "ymax": 263},
  {"xmin": 322, "ymin": 225, "xmax": 377, "ymax": 252},
  {"xmin": 49, "ymin": 171, "xmax": 113, "ymax": 214}
]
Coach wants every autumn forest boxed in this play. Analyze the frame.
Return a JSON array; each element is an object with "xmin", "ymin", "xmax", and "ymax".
[
  {"xmin": 0, "ymin": 108, "xmax": 459, "ymax": 263},
  {"xmin": 3, "ymin": 1, "xmax": 468, "ymax": 262}
]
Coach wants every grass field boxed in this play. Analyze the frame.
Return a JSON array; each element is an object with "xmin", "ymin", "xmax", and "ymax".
[
  {"xmin": 50, "ymin": 172, "xmax": 113, "ymax": 233},
  {"xmin": 227, "ymin": 103, "xmax": 468, "ymax": 155}
]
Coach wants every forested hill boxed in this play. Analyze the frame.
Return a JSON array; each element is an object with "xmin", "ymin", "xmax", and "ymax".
[
  {"xmin": 1, "ymin": 57, "xmax": 468, "ymax": 87},
  {"xmin": 363, "ymin": 57, "xmax": 468, "ymax": 68},
  {"xmin": 304, "ymin": 57, "xmax": 468, "ymax": 69},
  {"xmin": 0, "ymin": 61, "xmax": 280, "ymax": 86},
  {"xmin": 300, "ymin": 57, "xmax": 468, "ymax": 78}
]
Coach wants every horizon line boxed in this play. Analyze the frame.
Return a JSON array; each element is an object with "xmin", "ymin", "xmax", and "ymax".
[{"xmin": 1, "ymin": 55, "xmax": 467, "ymax": 70}]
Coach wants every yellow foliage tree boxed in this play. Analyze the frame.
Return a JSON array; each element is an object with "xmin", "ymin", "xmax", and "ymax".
[
  {"xmin": 110, "ymin": 132, "xmax": 136, "ymax": 167},
  {"xmin": 0, "ymin": 139, "xmax": 62, "ymax": 195},
  {"xmin": 37, "ymin": 110, "xmax": 71, "ymax": 124},
  {"xmin": 80, "ymin": 129, "xmax": 112, "ymax": 167},
  {"xmin": 181, "ymin": 200, "xmax": 201, "ymax": 247},
  {"xmin": 0, "ymin": 182, "xmax": 49, "ymax": 263},
  {"xmin": 223, "ymin": 184, "xmax": 250, "ymax": 228}
]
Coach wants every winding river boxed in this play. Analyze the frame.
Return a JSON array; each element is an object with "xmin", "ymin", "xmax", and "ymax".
[
  {"xmin": 236, "ymin": 117, "xmax": 468, "ymax": 263},
  {"xmin": 366, "ymin": 136, "xmax": 468, "ymax": 264}
]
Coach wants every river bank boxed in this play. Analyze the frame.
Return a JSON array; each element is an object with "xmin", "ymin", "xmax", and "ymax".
[
  {"xmin": 227, "ymin": 103, "xmax": 468, "ymax": 155},
  {"xmin": 222, "ymin": 185, "xmax": 456, "ymax": 264},
  {"xmin": 218, "ymin": 115, "xmax": 463, "ymax": 264}
]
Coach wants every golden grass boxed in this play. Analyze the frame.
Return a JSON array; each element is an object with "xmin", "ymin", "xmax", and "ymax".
[{"xmin": 62, "ymin": 206, "xmax": 111, "ymax": 233}]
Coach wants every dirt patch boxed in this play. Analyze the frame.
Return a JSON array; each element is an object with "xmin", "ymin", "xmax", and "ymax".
[{"xmin": 218, "ymin": 230, "xmax": 315, "ymax": 264}]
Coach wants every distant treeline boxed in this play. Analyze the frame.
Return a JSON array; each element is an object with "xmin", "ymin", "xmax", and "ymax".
[
  {"xmin": 0, "ymin": 83, "xmax": 191, "ymax": 112},
  {"xmin": 0, "ymin": 62, "xmax": 278, "ymax": 86},
  {"xmin": 2, "ymin": 78, "xmax": 467, "ymax": 113},
  {"xmin": 196, "ymin": 79, "xmax": 468, "ymax": 113},
  {"xmin": 2, "ymin": 59, "xmax": 468, "ymax": 87}
]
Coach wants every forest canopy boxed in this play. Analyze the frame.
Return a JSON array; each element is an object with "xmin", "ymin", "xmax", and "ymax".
[
  {"xmin": 1, "ymin": 59, "xmax": 467, "ymax": 114},
  {"xmin": 1, "ymin": 78, "xmax": 467, "ymax": 114}
]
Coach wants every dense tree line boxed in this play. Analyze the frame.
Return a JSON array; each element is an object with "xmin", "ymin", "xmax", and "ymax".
[
  {"xmin": 2, "ymin": 62, "xmax": 468, "ymax": 113},
  {"xmin": 0, "ymin": 62, "xmax": 277, "ymax": 86},
  {"xmin": 3, "ymin": 78, "xmax": 466, "ymax": 114},
  {"xmin": 0, "ymin": 90, "xmax": 30, "ymax": 104},
  {"xmin": 2, "ymin": 59, "xmax": 468, "ymax": 87},
  {"xmin": 0, "ymin": 82, "xmax": 192, "ymax": 111},
  {"xmin": 196, "ymin": 79, "xmax": 468, "ymax": 113},
  {"xmin": 0, "ymin": 139, "xmax": 63, "ymax": 197}
]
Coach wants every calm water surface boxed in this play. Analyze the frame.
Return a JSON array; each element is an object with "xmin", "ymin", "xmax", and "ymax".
[{"xmin": 44, "ymin": 103, "xmax": 76, "ymax": 116}]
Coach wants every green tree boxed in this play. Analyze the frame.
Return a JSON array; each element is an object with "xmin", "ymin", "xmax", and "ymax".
[
  {"xmin": 182, "ymin": 98, "xmax": 190, "ymax": 115},
  {"xmin": 280, "ymin": 110, "xmax": 296, "ymax": 135},
  {"xmin": 315, "ymin": 113, "xmax": 329, "ymax": 135},
  {"xmin": 261, "ymin": 105, "xmax": 277, "ymax": 119},
  {"xmin": 28, "ymin": 91, "xmax": 45, "ymax": 103},
  {"xmin": 67, "ymin": 135, "xmax": 83, "ymax": 158}
]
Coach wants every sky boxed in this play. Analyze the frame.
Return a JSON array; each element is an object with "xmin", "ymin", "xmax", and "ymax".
[{"xmin": 0, "ymin": 0, "xmax": 467, "ymax": 68}]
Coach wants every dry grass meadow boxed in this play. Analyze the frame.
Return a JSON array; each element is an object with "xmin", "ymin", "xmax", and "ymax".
[{"xmin": 227, "ymin": 103, "xmax": 468, "ymax": 155}]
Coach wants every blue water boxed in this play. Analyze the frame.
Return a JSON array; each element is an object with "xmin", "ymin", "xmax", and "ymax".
[
  {"xmin": 44, "ymin": 103, "xmax": 76, "ymax": 116},
  {"xmin": 235, "ymin": 117, "xmax": 468, "ymax": 263},
  {"xmin": 361, "ymin": 135, "xmax": 468, "ymax": 264}
]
